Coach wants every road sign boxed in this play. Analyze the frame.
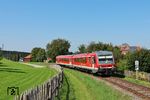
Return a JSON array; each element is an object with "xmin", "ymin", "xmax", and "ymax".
[
  {"xmin": 135, "ymin": 60, "xmax": 139, "ymax": 80},
  {"xmin": 135, "ymin": 60, "xmax": 139, "ymax": 71},
  {"xmin": 135, "ymin": 60, "xmax": 139, "ymax": 66}
]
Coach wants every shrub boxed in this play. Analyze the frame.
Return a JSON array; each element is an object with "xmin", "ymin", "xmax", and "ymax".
[{"xmin": 117, "ymin": 59, "xmax": 128, "ymax": 71}]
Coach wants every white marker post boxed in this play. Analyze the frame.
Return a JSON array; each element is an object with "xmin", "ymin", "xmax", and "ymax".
[{"xmin": 135, "ymin": 60, "xmax": 139, "ymax": 80}]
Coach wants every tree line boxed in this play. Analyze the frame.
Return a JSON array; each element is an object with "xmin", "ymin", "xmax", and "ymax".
[
  {"xmin": 1, "ymin": 38, "xmax": 149, "ymax": 73},
  {"xmin": 0, "ymin": 50, "xmax": 29, "ymax": 61},
  {"xmin": 118, "ymin": 49, "xmax": 150, "ymax": 73},
  {"xmin": 77, "ymin": 42, "xmax": 122, "ymax": 63},
  {"xmin": 31, "ymin": 39, "xmax": 121, "ymax": 63},
  {"xmin": 44, "ymin": 38, "xmax": 150, "ymax": 73}
]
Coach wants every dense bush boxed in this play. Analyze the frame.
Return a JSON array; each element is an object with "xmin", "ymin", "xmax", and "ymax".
[
  {"xmin": 126, "ymin": 49, "xmax": 150, "ymax": 73},
  {"xmin": 117, "ymin": 59, "xmax": 128, "ymax": 71}
]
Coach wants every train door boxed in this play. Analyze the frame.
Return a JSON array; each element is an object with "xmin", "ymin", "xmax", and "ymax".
[
  {"xmin": 91, "ymin": 56, "xmax": 95, "ymax": 68},
  {"xmin": 69, "ymin": 58, "xmax": 72, "ymax": 65}
]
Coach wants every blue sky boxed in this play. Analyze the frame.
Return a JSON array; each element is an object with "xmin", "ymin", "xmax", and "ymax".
[{"xmin": 0, "ymin": 0, "xmax": 150, "ymax": 52}]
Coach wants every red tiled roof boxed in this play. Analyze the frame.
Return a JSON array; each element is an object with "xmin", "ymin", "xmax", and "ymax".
[{"xmin": 24, "ymin": 54, "xmax": 32, "ymax": 59}]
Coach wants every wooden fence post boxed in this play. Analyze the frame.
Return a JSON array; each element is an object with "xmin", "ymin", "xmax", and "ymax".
[{"xmin": 15, "ymin": 66, "xmax": 63, "ymax": 100}]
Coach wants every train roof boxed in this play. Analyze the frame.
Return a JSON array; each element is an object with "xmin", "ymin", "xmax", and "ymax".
[
  {"xmin": 56, "ymin": 51, "xmax": 113, "ymax": 58},
  {"xmin": 56, "ymin": 55, "xmax": 73, "ymax": 58},
  {"xmin": 94, "ymin": 51, "xmax": 113, "ymax": 56}
]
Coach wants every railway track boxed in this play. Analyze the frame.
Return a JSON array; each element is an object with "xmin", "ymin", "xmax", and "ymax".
[
  {"xmin": 102, "ymin": 77, "xmax": 150, "ymax": 100},
  {"xmin": 63, "ymin": 67, "xmax": 150, "ymax": 100},
  {"xmin": 79, "ymin": 71, "xmax": 150, "ymax": 100}
]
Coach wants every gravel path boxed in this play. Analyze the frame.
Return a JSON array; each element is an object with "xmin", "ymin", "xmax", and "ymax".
[{"xmin": 22, "ymin": 63, "xmax": 46, "ymax": 68}]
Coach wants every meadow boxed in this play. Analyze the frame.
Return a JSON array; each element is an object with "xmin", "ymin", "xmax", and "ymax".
[{"xmin": 0, "ymin": 59, "xmax": 57, "ymax": 100}]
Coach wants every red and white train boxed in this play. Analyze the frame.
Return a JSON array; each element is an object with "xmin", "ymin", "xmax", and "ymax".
[{"xmin": 56, "ymin": 51, "xmax": 116, "ymax": 75}]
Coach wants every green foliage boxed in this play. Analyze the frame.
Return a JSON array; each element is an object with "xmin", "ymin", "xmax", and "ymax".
[
  {"xmin": 124, "ymin": 77, "xmax": 150, "ymax": 88},
  {"xmin": 2, "ymin": 50, "xmax": 29, "ymax": 61},
  {"xmin": 113, "ymin": 46, "xmax": 122, "ymax": 63},
  {"xmin": 86, "ymin": 42, "xmax": 113, "ymax": 52},
  {"xmin": 37, "ymin": 49, "xmax": 46, "ymax": 62},
  {"xmin": 117, "ymin": 59, "xmax": 128, "ymax": 71},
  {"xmin": 31, "ymin": 47, "xmax": 46, "ymax": 62},
  {"xmin": 84, "ymin": 42, "xmax": 121, "ymax": 63},
  {"xmin": 126, "ymin": 49, "xmax": 150, "ymax": 72},
  {"xmin": 46, "ymin": 38, "xmax": 70, "ymax": 61},
  {"xmin": 78, "ymin": 44, "xmax": 87, "ymax": 53}
]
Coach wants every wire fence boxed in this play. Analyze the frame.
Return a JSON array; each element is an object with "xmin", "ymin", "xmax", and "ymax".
[{"xmin": 124, "ymin": 70, "xmax": 150, "ymax": 82}]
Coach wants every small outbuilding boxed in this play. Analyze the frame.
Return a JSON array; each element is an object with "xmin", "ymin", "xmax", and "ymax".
[
  {"xmin": 44, "ymin": 57, "xmax": 52, "ymax": 63},
  {"xmin": 23, "ymin": 54, "xmax": 32, "ymax": 62}
]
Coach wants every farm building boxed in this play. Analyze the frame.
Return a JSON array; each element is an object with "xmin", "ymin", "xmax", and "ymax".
[
  {"xmin": 120, "ymin": 43, "xmax": 141, "ymax": 55},
  {"xmin": 23, "ymin": 54, "xmax": 32, "ymax": 62}
]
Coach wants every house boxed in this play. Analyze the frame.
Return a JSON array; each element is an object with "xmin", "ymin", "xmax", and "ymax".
[
  {"xmin": 120, "ymin": 43, "xmax": 141, "ymax": 55},
  {"xmin": 23, "ymin": 54, "xmax": 32, "ymax": 62}
]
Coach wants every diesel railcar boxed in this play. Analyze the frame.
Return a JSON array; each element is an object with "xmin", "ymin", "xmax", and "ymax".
[{"xmin": 56, "ymin": 51, "xmax": 116, "ymax": 75}]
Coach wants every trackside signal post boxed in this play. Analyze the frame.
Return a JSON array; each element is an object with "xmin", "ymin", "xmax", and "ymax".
[{"xmin": 135, "ymin": 60, "xmax": 139, "ymax": 80}]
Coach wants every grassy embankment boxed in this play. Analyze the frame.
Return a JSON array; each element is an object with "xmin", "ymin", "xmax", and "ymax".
[
  {"xmin": 124, "ymin": 77, "xmax": 150, "ymax": 88},
  {"xmin": 0, "ymin": 59, "xmax": 57, "ymax": 100},
  {"xmin": 56, "ymin": 68, "xmax": 132, "ymax": 100},
  {"xmin": 117, "ymin": 60, "xmax": 150, "ymax": 88}
]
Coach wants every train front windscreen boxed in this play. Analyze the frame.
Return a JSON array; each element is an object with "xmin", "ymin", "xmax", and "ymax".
[{"xmin": 98, "ymin": 55, "xmax": 114, "ymax": 64}]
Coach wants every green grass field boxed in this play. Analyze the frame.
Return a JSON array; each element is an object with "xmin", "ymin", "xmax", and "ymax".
[
  {"xmin": 29, "ymin": 62, "xmax": 51, "ymax": 66},
  {"xmin": 56, "ymin": 68, "xmax": 132, "ymax": 100},
  {"xmin": 0, "ymin": 59, "xmax": 57, "ymax": 100}
]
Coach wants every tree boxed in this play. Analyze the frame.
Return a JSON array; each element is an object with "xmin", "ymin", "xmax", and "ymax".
[
  {"xmin": 31, "ymin": 47, "xmax": 46, "ymax": 62},
  {"xmin": 46, "ymin": 38, "xmax": 70, "ymax": 61},
  {"xmin": 37, "ymin": 49, "xmax": 46, "ymax": 62},
  {"xmin": 31, "ymin": 48, "xmax": 40, "ymax": 62},
  {"xmin": 86, "ymin": 42, "xmax": 98, "ymax": 52},
  {"xmin": 86, "ymin": 41, "xmax": 114, "ymax": 53},
  {"xmin": 78, "ymin": 44, "xmax": 87, "ymax": 53},
  {"xmin": 126, "ymin": 49, "xmax": 150, "ymax": 72},
  {"xmin": 113, "ymin": 46, "xmax": 122, "ymax": 63}
]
